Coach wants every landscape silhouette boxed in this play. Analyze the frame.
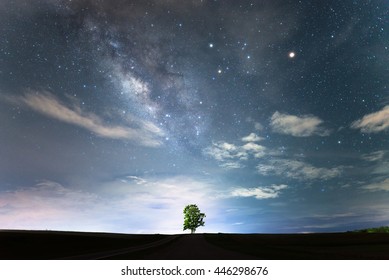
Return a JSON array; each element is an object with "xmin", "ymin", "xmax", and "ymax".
[{"xmin": 1, "ymin": 226, "xmax": 389, "ymax": 259}]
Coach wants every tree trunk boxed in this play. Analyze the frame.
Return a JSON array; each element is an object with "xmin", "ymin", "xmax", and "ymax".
[{"xmin": 191, "ymin": 229, "xmax": 195, "ymax": 234}]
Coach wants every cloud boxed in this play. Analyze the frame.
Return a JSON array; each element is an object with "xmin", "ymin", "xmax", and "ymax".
[
  {"xmin": 204, "ymin": 140, "xmax": 267, "ymax": 169},
  {"xmin": 360, "ymin": 151, "xmax": 389, "ymax": 176},
  {"xmin": 102, "ymin": 175, "xmax": 227, "ymax": 233},
  {"xmin": 242, "ymin": 142, "xmax": 266, "ymax": 158},
  {"xmin": 0, "ymin": 176, "xmax": 230, "ymax": 233},
  {"xmin": 372, "ymin": 161, "xmax": 389, "ymax": 175},
  {"xmin": 362, "ymin": 178, "xmax": 389, "ymax": 192},
  {"xmin": 246, "ymin": 118, "xmax": 264, "ymax": 131},
  {"xmin": 204, "ymin": 141, "xmax": 248, "ymax": 167},
  {"xmin": 351, "ymin": 106, "xmax": 389, "ymax": 133},
  {"xmin": 362, "ymin": 150, "xmax": 387, "ymax": 162},
  {"xmin": 270, "ymin": 111, "xmax": 330, "ymax": 137},
  {"xmin": 0, "ymin": 180, "xmax": 101, "ymax": 230},
  {"xmin": 9, "ymin": 91, "xmax": 164, "ymax": 147},
  {"xmin": 230, "ymin": 185, "xmax": 288, "ymax": 199},
  {"xmin": 220, "ymin": 161, "xmax": 245, "ymax": 169},
  {"xmin": 121, "ymin": 176, "xmax": 147, "ymax": 185},
  {"xmin": 241, "ymin": 133, "xmax": 264, "ymax": 142},
  {"xmin": 254, "ymin": 122, "xmax": 264, "ymax": 131},
  {"xmin": 257, "ymin": 159, "xmax": 343, "ymax": 181}
]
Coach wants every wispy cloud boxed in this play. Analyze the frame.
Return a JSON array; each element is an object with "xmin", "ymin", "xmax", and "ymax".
[
  {"xmin": 257, "ymin": 159, "xmax": 342, "ymax": 180},
  {"xmin": 362, "ymin": 178, "xmax": 389, "ymax": 192},
  {"xmin": 220, "ymin": 161, "xmax": 245, "ymax": 169},
  {"xmin": 245, "ymin": 118, "xmax": 264, "ymax": 131},
  {"xmin": 362, "ymin": 150, "xmax": 387, "ymax": 162},
  {"xmin": 121, "ymin": 176, "xmax": 148, "ymax": 185},
  {"xmin": 270, "ymin": 111, "xmax": 330, "ymax": 137},
  {"xmin": 372, "ymin": 161, "xmax": 389, "ymax": 175},
  {"xmin": 360, "ymin": 151, "xmax": 389, "ymax": 176},
  {"xmin": 254, "ymin": 122, "xmax": 264, "ymax": 131},
  {"xmin": 351, "ymin": 106, "xmax": 389, "ymax": 133},
  {"xmin": 8, "ymin": 91, "xmax": 164, "ymax": 147},
  {"xmin": 230, "ymin": 185, "xmax": 288, "ymax": 199}
]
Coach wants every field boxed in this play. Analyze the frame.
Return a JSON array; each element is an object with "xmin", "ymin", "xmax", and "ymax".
[
  {"xmin": 1, "ymin": 230, "xmax": 388, "ymax": 259},
  {"xmin": 0, "ymin": 230, "xmax": 169, "ymax": 259},
  {"xmin": 204, "ymin": 233, "xmax": 389, "ymax": 259}
]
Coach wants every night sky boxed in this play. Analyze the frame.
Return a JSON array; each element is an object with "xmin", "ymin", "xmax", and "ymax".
[{"xmin": 0, "ymin": 0, "xmax": 388, "ymax": 234}]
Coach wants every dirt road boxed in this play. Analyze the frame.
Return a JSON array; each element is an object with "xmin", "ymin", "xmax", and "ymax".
[{"xmin": 140, "ymin": 234, "xmax": 256, "ymax": 260}]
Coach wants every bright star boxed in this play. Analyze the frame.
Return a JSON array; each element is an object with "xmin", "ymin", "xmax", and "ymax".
[{"xmin": 289, "ymin": 52, "xmax": 296, "ymax": 58}]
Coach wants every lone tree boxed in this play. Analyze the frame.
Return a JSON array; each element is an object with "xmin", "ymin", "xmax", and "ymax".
[{"xmin": 183, "ymin": 204, "xmax": 206, "ymax": 234}]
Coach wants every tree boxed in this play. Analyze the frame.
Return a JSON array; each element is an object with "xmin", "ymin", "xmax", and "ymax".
[{"xmin": 183, "ymin": 204, "xmax": 206, "ymax": 234}]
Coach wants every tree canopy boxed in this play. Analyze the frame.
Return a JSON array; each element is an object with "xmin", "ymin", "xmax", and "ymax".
[{"xmin": 183, "ymin": 204, "xmax": 205, "ymax": 234}]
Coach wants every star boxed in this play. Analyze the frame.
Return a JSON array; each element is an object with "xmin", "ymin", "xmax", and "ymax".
[{"xmin": 289, "ymin": 52, "xmax": 296, "ymax": 58}]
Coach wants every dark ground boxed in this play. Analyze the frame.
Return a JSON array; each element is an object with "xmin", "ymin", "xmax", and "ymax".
[{"xmin": 1, "ymin": 230, "xmax": 388, "ymax": 260}]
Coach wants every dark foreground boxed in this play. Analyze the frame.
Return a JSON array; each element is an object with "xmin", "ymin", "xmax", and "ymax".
[{"xmin": 1, "ymin": 230, "xmax": 388, "ymax": 259}]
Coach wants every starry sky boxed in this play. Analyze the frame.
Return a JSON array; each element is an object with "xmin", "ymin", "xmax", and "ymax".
[{"xmin": 0, "ymin": 0, "xmax": 388, "ymax": 234}]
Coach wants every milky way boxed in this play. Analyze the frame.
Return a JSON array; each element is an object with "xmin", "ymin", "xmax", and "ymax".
[{"xmin": 0, "ymin": 0, "xmax": 388, "ymax": 233}]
